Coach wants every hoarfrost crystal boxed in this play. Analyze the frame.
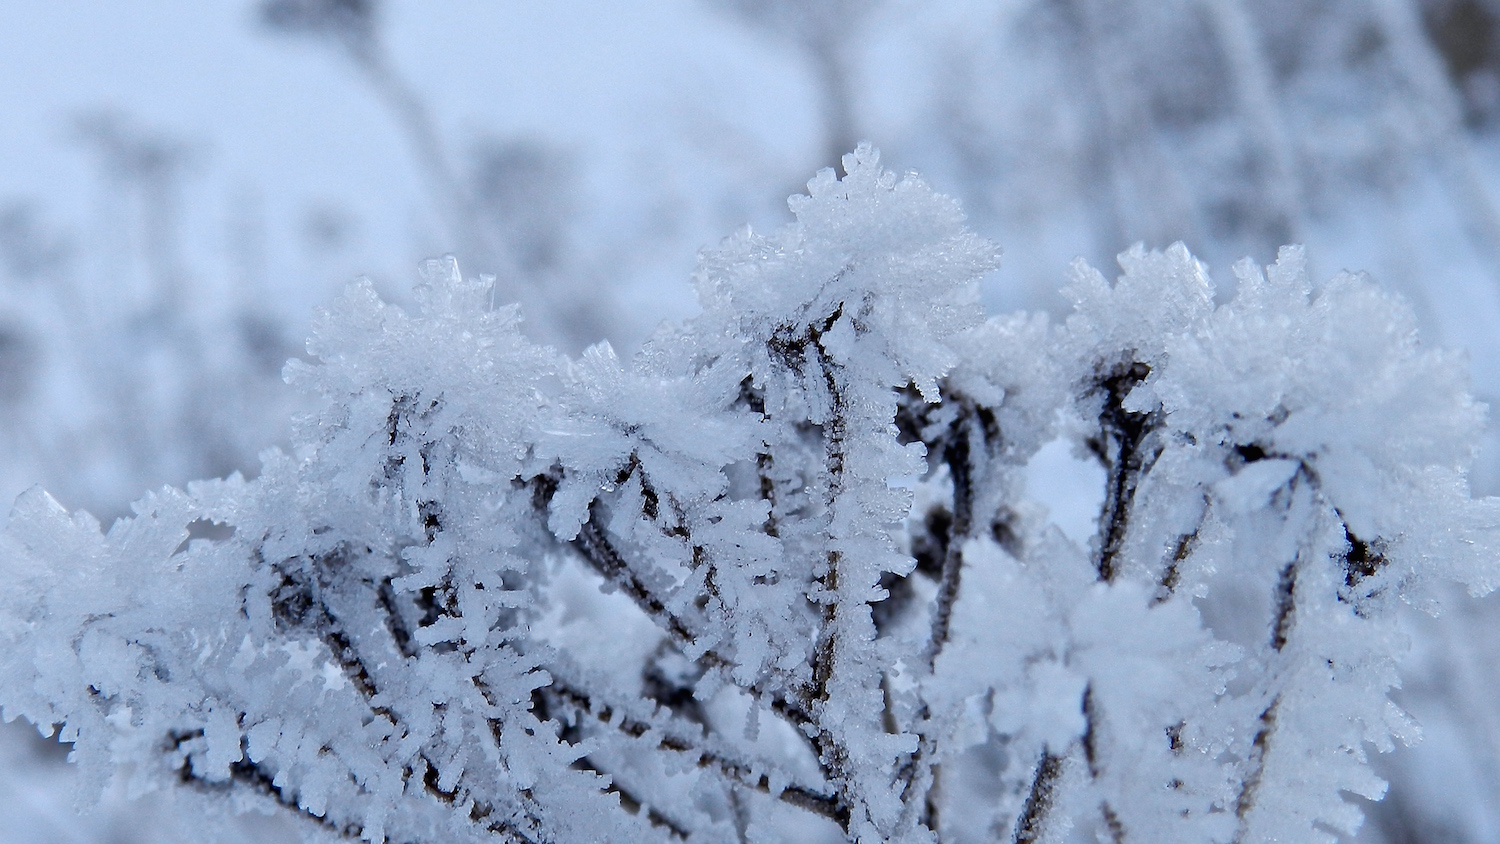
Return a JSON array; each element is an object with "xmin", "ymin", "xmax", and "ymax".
[{"xmin": 1, "ymin": 146, "xmax": 1495, "ymax": 843}]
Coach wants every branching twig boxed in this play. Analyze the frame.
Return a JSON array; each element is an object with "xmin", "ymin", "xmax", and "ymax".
[
  {"xmin": 573, "ymin": 502, "xmax": 699, "ymax": 646},
  {"xmin": 536, "ymin": 679, "xmax": 847, "ymax": 829},
  {"xmin": 924, "ymin": 401, "xmax": 979, "ymax": 668},
  {"xmin": 1088, "ymin": 361, "xmax": 1163, "ymax": 582}
]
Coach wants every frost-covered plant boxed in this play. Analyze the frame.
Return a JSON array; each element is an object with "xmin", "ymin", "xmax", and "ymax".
[{"xmin": 1, "ymin": 147, "xmax": 1496, "ymax": 843}]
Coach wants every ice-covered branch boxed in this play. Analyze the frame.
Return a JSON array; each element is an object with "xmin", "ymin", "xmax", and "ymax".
[{"xmin": 1, "ymin": 150, "xmax": 1497, "ymax": 844}]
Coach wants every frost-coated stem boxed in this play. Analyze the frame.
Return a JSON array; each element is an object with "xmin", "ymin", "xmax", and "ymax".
[
  {"xmin": 923, "ymin": 404, "xmax": 976, "ymax": 668},
  {"xmin": 1089, "ymin": 360, "xmax": 1161, "ymax": 582},
  {"xmin": 1014, "ymin": 751, "xmax": 1066, "ymax": 844},
  {"xmin": 558, "ymin": 471, "xmax": 827, "ymax": 763},
  {"xmin": 535, "ymin": 677, "xmax": 844, "ymax": 824},
  {"xmin": 803, "ymin": 329, "xmax": 861, "ymax": 819},
  {"xmin": 1232, "ymin": 697, "xmax": 1281, "ymax": 843},
  {"xmin": 573, "ymin": 500, "xmax": 701, "ymax": 645}
]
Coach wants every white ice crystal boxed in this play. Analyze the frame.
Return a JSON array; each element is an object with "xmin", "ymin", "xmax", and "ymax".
[{"xmin": 1, "ymin": 147, "xmax": 1496, "ymax": 843}]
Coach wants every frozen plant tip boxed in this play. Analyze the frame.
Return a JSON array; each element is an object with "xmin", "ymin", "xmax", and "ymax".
[{"xmin": 2, "ymin": 146, "xmax": 1497, "ymax": 843}]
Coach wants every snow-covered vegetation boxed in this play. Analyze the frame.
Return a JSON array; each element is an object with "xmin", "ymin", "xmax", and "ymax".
[
  {"xmin": 6, "ymin": 145, "xmax": 1497, "ymax": 843},
  {"xmin": 7, "ymin": 1, "xmax": 1500, "ymax": 842}
]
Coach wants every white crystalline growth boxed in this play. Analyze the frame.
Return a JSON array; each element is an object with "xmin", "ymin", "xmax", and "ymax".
[{"xmin": 1, "ymin": 146, "xmax": 1496, "ymax": 844}]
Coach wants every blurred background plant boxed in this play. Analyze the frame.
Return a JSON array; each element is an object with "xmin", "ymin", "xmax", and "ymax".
[{"xmin": 5, "ymin": 0, "xmax": 1500, "ymax": 841}]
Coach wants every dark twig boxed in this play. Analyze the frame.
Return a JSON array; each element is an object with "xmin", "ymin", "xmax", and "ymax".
[
  {"xmin": 1270, "ymin": 561, "xmax": 1298, "ymax": 653},
  {"xmin": 536, "ymin": 681, "xmax": 847, "ymax": 829},
  {"xmin": 1232, "ymin": 696, "xmax": 1281, "ymax": 842},
  {"xmin": 572, "ymin": 501, "xmax": 699, "ymax": 646},
  {"xmin": 924, "ymin": 408, "xmax": 975, "ymax": 669},
  {"xmin": 1014, "ymin": 751, "xmax": 1065, "ymax": 844},
  {"xmin": 1088, "ymin": 361, "xmax": 1163, "ymax": 582}
]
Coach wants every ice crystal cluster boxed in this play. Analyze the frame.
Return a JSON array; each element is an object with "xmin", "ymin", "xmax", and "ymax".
[{"xmin": 2, "ymin": 147, "xmax": 1497, "ymax": 843}]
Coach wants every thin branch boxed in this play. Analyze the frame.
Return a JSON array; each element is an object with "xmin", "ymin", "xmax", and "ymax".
[
  {"xmin": 1269, "ymin": 560, "xmax": 1298, "ymax": 653},
  {"xmin": 1089, "ymin": 361, "xmax": 1162, "ymax": 582},
  {"xmin": 1083, "ymin": 685, "xmax": 1128, "ymax": 843},
  {"xmin": 572, "ymin": 502, "xmax": 699, "ymax": 646},
  {"xmin": 536, "ymin": 680, "xmax": 847, "ymax": 830},
  {"xmin": 548, "ymin": 470, "xmax": 823, "ymax": 757},
  {"xmin": 261, "ymin": 544, "xmax": 557, "ymax": 841},
  {"xmin": 1232, "ymin": 696, "xmax": 1281, "ymax": 842},
  {"xmin": 923, "ymin": 409, "xmax": 973, "ymax": 669},
  {"xmin": 1014, "ymin": 751, "xmax": 1066, "ymax": 844},
  {"xmin": 1155, "ymin": 497, "xmax": 1208, "ymax": 604},
  {"xmin": 897, "ymin": 387, "xmax": 1012, "ymax": 832},
  {"xmin": 177, "ymin": 752, "xmax": 365, "ymax": 841}
]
